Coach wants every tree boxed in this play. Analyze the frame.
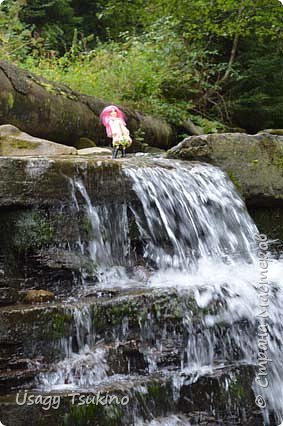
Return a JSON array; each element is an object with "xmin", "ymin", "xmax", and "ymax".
[
  {"xmin": 228, "ymin": 38, "xmax": 283, "ymax": 132},
  {"xmin": 0, "ymin": 0, "xmax": 35, "ymax": 60},
  {"xmin": 137, "ymin": 0, "xmax": 283, "ymax": 128},
  {"xmin": 18, "ymin": 0, "xmax": 82, "ymax": 53}
]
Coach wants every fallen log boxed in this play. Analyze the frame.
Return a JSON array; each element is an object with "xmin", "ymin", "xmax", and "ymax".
[{"xmin": 0, "ymin": 60, "xmax": 175, "ymax": 150}]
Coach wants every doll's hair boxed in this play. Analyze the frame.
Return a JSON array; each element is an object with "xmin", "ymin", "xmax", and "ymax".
[{"xmin": 100, "ymin": 105, "xmax": 126, "ymax": 137}]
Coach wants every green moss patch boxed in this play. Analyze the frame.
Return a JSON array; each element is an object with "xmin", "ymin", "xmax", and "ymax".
[
  {"xmin": 10, "ymin": 139, "xmax": 40, "ymax": 149},
  {"xmin": 7, "ymin": 93, "xmax": 14, "ymax": 109},
  {"xmin": 13, "ymin": 211, "xmax": 54, "ymax": 252}
]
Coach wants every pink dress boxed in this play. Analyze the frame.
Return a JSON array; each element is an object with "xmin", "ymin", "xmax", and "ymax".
[{"xmin": 108, "ymin": 117, "xmax": 132, "ymax": 148}]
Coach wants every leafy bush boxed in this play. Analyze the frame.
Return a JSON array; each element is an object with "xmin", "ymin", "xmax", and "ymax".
[{"xmin": 0, "ymin": 1, "xmax": 36, "ymax": 61}]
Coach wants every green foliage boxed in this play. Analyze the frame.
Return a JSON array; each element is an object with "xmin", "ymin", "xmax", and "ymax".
[
  {"xmin": 0, "ymin": 0, "xmax": 37, "ymax": 60},
  {"xmin": 19, "ymin": 19, "xmax": 217, "ymax": 129},
  {"xmin": 1, "ymin": 0, "xmax": 283, "ymax": 133},
  {"xmin": 141, "ymin": 0, "xmax": 283, "ymax": 40},
  {"xmin": 192, "ymin": 115, "xmax": 226, "ymax": 134},
  {"xmin": 138, "ymin": 0, "xmax": 283, "ymax": 127},
  {"xmin": 228, "ymin": 39, "xmax": 283, "ymax": 132},
  {"xmin": 19, "ymin": 0, "xmax": 82, "ymax": 53},
  {"xmin": 71, "ymin": 0, "xmax": 107, "ymax": 41},
  {"xmin": 133, "ymin": 128, "xmax": 146, "ymax": 144},
  {"xmin": 80, "ymin": 0, "xmax": 145, "ymax": 40}
]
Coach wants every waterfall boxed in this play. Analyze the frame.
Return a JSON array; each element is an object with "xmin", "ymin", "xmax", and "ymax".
[
  {"xmin": 71, "ymin": 179, "xmax": 132, "ymax": 287},
  {"xmin": 74, "ymin": 179, "xmax": 131, "ymax": 266},
  {"xmin": 71, "ymin": 159, "xmax": 259, "ymax": 286},
  {"xmin": 37, "ymin": 158, "xmax": 283, "ymax": 424},
  {"xmin": 124, "ymin": 159, "xmax": 283, "ymax": 424},
  {"xmin": 125, "ymin": 160, "xmax": 257, "ymax": 270}
]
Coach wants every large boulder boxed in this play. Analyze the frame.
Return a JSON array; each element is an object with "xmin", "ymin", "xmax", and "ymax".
[
  {"xmin": 167, "ymin": 132, "xmax": 283, "ymax": 206},
  {"xmin": 0, "ymin": 124, "xmax": 77, "ymax": 156}
]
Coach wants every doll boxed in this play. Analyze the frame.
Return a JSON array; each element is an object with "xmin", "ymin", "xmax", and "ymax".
[{"xmin": 100, "ymin": 105, "xmax": 132, "ymax": 159}]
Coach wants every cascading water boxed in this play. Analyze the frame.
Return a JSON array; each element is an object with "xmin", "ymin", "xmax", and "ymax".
[
  {"xmin": 125, "ymin": 160, "xmax": 257, "ymax": 271},
  {"xmin": 72, "ymin": 179, "xmax": 133, "ymax": 286},
  {"xmin": 37, "ymin": 305, "xmax": 109, "ymax": 390},
  {"xmin": 125, "ymin": 159, "xmax": 283, "ymax": 424},
  {"xmin": 36, "ymin": 157, "xmax": 283, "ymax": 425},
  {"xmin": 71, "ymin": 159, "xmax": 259, "ymax": 285}
]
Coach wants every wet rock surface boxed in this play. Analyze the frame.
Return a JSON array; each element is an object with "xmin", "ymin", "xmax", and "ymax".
[
  {"xmin": 0, "ymin": 288, "xmax": 272, "ymax": 425},
  {"xmin": 0, "ymin": 363, "xmax": 272, "ymax": 425},
  {"xmin": 0, "ymin": 155, "xmax": 134, "ymax": 301},
  {"xmin": 0, "ymin": 155, "xmax": 127, "ymax": 207}
]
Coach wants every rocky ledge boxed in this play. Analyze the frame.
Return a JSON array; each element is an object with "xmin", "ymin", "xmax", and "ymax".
[
  {"xmin": 167, "ymin": 132, "xmax": 283, "ymax": 207},
  {"xmin": 0, "ymin": 288, "xmax": 268, "ymax": 425}
]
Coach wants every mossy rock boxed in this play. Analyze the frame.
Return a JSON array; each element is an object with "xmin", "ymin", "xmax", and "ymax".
[{"xmin": 13, "ymin": 211, "xmax": 54, "ymax": 253}]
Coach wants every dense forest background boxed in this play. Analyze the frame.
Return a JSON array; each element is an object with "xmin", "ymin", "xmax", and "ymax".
[{"xmin": 0, "ymin": 0, "xmax": 283, "ymax": 137}]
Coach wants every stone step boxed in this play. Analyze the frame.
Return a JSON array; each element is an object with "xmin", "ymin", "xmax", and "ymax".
[
  {"xmin": 0, "ymin": 366, "xmax": 268, "ymax": 426},
  {"xmin": 0, "ymin": 289, "xmax": 189, "ymax": 392},
  {"xmin": 0, "ymin": 335, "xmax": 183, "ymax": 395},
  {"xmin": 0, "ymin": 287, "xmax": 238, "ymax": 365},
  {"xmin": 0, "ymin": 288, "xmax": 257, "ymax": 394},
  {"xmin": 0, "ymin": 367, "xmax": 47, "ymax": 394}
]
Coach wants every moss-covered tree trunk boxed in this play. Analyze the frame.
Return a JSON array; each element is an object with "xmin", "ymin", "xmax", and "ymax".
[{"xmin": 0, "ymin": 60, "xmax": 175, "ymax": 150}]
